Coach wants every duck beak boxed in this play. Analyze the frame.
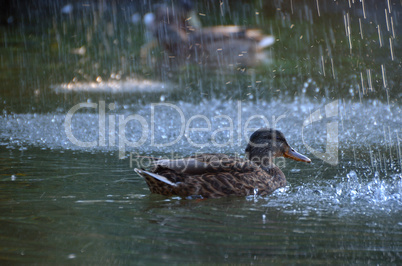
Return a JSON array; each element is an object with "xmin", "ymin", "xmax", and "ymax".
[{"xmin": 284, "ymin": 147, "xmax": 311, "ymax": 163}]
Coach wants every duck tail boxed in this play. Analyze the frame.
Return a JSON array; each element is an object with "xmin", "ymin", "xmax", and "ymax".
[
  {"xmin": 258, "ymin": 35, "xmax": 275, "ymax": 49},
  {"xmin": 134, "ymin": 168, "xmax": 178, "ymax": 187}
]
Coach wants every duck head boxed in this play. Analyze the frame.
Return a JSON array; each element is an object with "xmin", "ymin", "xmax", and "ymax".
[
  {"xmin": 245, "ymin": 128, "xmax": 311, "ymax": 166},
  {"xmin": 144, "ymin": 0, "xmax": 198, "ymax": 35},
  {"xmin": 144, "ymin": 1, "xmax": 198, "ymax": 54}
]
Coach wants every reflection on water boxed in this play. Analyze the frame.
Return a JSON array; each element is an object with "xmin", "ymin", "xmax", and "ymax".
[{"xmin": 52, "ymin": 79, "xmax": 172, "ymax": 93}]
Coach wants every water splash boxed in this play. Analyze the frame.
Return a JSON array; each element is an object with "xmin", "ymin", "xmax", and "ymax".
[{"xmin": 267, "ymin": 169, "xmax": 401, "ymax": 218}]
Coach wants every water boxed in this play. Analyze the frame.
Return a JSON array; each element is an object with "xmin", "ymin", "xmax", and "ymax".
[
  {"xmin": 0, "ymin": 148, "xmax": 400, "ymax": 264},
  {"xmin": 0, "ymin": 0, "xmax": 401, "ymax": 264}
]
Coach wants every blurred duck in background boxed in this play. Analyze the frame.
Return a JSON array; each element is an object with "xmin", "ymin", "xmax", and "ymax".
[{"xmin": 141, "ymin": 0, "xmax": 275, "ymax": 67}]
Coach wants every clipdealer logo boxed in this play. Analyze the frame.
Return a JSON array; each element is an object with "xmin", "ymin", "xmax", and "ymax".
[
  {"xmin": 302, "ymin": 100, "xmax": 339, "ymax": 165},
  {"xmin": 64, "ymin": 100, "xmax": 339, "ymax": 165}
]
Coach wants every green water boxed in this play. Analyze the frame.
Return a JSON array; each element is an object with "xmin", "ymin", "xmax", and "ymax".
[
  {"xmin": 0, "ymin": 0, "xmax": 401, "ymax": 264},
  {"xmin": 0, "ymin": 148, "xmax": 400, "ymax": 264}
]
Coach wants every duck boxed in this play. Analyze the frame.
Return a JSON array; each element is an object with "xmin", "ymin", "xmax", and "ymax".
[
  {"xmin": 141, "ymin": 1, "xmax": 275, "ymax": 67},
  {"xmin": 135, "ymin": 128, "xmax": 311, "ymax": 198}
]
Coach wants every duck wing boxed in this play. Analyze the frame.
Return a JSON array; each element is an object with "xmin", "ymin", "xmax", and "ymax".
[
  {"xmin": 191, "ymin": 26, "xmax": 274, "ymax": 48},
  {"xmin": 153, "ymin": 153, "xmax": 258, "ymax": 175},
  {"xmin": 136, "ymin": 154, "xmax": 283, "ymax": 198}
]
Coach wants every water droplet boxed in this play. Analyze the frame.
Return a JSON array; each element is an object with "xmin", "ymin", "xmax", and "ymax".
[{"xmin": 253, "ymin": 188, "xmax": 258, "ymax": 195}]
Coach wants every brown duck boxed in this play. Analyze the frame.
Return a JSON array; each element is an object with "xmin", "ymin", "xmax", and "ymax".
[
  {"xmin": 142, "ymin": 2, "xmax": 274, "ymax": 67},
  {"xmin": 135, "ymin": 128, "xmax": 311, "ymax": 199}
]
